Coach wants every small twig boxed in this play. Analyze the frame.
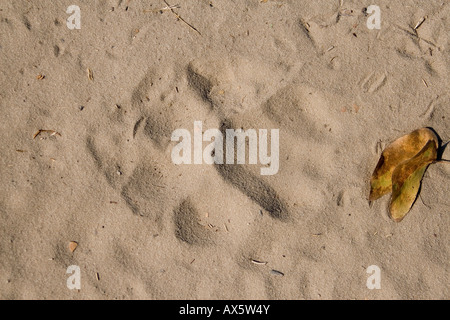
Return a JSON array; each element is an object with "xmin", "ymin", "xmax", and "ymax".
[
  {"xmin": 414, "ymin": 16, "xmax": 427, "ymax": 31},
  {"xmin": 163, "ymin": 0, "xmax": 201, "ymax": 35},
  {"xmin": 87, "ymin": 68, "xmax": 94, "ymax": 81},
  {"xmin": 394, "ymin": 24, "xmax": 437, "ymax": 47},
  {"xmin": 251, "ymin": 259, "xmax": 268, "ymax": 265},
  {"xmin": 33, "ymin": 130, "xmax": 61, "ymax": 139},
  {"xmin": 270, "ymin": 269, "xmax": 284, "ymax": 276}
]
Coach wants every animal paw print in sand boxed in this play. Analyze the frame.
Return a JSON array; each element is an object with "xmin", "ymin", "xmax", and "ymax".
[{"xmin": 85, "ymin": 58, "xmax": 340, "ymax": 259}]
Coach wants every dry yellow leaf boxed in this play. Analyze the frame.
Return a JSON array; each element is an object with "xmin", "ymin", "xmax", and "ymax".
[
  {"xmin": 389, "ymin": 140, "xmax": 437, "ymax": 222},
  {"xmin": 369, "ymin": 128, "xmax": 438, "ymax": 201}
]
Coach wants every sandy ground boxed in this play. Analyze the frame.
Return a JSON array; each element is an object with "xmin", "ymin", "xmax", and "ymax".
[{"xmin": 0, "ymin": 0, "xmax": 449, "ymax": 300}]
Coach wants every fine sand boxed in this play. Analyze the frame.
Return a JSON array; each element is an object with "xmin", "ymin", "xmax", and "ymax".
[{"xmin": 0, "ymin": 0, "xmax": 449, "ymax": 299}]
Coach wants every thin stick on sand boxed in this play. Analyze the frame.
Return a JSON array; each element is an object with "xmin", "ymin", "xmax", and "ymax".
[
  {"xmin": 33, "ymin": 130, "xmax": 62, "ymax": 139},
  {"xmin": 161, "ymin": 0, "xmax": 202, "ymax": 36}
]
